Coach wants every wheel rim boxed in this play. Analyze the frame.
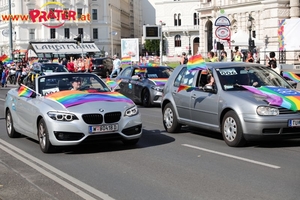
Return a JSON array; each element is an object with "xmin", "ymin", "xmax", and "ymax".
[
  {"xmin": 143, "ymin": 91, "xmax": 149, "ymax": 105},
  {"xmin": 38, "ymin": 122, "xmax": 46, "ymax": 149},
  {"xmin": 6, "ymin": 113, "xmax": 12, "ymax": 134},
  {"xmin": 164, "ymin": 107, "xmax": 173, "ymax": 129},
  {"xmin": 224, "ymin": 116, "xmax": 237, "ymax": 142}
]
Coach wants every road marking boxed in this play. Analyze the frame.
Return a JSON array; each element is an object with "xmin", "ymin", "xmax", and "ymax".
[
  {"xmin": 182, "ymin": 144, "xmax": 281, "ymax": 169},
  {"xmin": 0, "ymin": 139, "xmax": 115, "ymax": 200},
  {"xmin": 0, "ymin": 98, "xmax": 5, "ymax": 101}
]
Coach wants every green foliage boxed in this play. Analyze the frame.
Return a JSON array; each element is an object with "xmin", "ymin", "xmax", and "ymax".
[{"xmin": 144, "ymin": 40, "xmax": 160, "ymax": 55}]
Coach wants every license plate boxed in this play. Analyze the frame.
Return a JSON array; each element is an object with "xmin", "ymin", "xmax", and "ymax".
[
  {"xmin": 288, "ymin": 119, "xmax": 300, "ymax": 127},
  {"xmin": 89, "ymin": 124, "xmax": 118, "ymax": 133}
]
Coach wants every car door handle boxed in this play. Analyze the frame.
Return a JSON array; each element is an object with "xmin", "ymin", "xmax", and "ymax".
[
  {"xmin": 191, "ymin": 94, "xmax": 196, "ymax": 99},
  {"xmin": 172, "ymin": 90, "xmax": 177, "ymax": 95}
]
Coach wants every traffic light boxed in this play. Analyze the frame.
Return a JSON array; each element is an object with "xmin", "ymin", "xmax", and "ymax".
[{"xmin": 74, "ymin": 34, "xmax": 82, "ymax": 45}]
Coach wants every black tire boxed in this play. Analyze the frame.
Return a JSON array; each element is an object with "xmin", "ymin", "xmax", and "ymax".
[
  {"xmin": 38, "ymin": 118, "xmax": 55, "ymax": 153},
  {"xmin": 122, "ymin": 138, "xmax": 139, "ymax": 146},
  {"xmin": 163, "ymin": 103, "xmax": 181, "ymax": 133},
  {"xmin": 142, "ymin": 89, "xmax": 151, "ymax": 107},
  {"xmin": 221, "ymin": 111, "xmax": 246, "ymax": 147},
  {"xmin": 6, "ymin": 109, "xmax": 20, "ymax": 138}
]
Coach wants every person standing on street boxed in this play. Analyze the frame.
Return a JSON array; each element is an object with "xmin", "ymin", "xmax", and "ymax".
[{"xmin": 110, "ymin": 55, "xmax": 121, "ymax": 78}]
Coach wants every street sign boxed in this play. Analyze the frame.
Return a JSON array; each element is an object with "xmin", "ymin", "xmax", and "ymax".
[
  {"xmin": 215, "ymin": 16, "xmax": 231, "ymax": 26},
  {"xmin": 215, "ymin": 26, "xmax": 231, "ymax": 40}
]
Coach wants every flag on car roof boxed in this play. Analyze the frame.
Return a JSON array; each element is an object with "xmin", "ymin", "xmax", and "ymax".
[
  {"xmin": 18, "ymin": 85, "xmax": 33, "ymax": 98},
  {"xmin": 282, "ymin": 72, "xmax": 300, "ymax": 82},
  {"xmin": 186, "ymin": 54, "xmax": 207, "ymax": 71}
]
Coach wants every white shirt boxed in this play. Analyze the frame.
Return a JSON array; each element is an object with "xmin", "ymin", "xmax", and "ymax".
[{"xmin": 113, "ymin": 58, "xmax": 121, "ymax": 69}]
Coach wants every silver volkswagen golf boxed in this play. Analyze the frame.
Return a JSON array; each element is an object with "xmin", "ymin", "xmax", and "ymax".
[{"xmin": 162, "ymin": 62, "xmax": 300, "ymax": 147}]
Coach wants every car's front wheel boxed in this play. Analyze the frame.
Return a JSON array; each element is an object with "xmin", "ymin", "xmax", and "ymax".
[
  {"xmin": 163, "ymin": 103, "xmax": 181, "ymax": 133},
  {"xmin": 221, "ymin": 111, "xmax": 246, "ymax": 147},
  {"xmin": 142, "ymin": 89, "xmax": 151, "ymax": 107},
  {"xmin": 38, "ymin": 118, "xmax": 55, "ymax": 153},
  {"xmin": 6, "ymin": 109, "xmax": 20, "ymax": 138}
]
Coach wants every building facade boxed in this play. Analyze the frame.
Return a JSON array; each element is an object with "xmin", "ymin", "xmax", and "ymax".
[{"xmin": 0, "ymin": 0, "xmax": 143, "ymax": 59}]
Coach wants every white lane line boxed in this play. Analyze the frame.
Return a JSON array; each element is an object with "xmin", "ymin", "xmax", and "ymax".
[
  {"xmin": 0, "ymin": 98, "xmax": 5, "ymax": 101},
  {"xmin": 182, "ymin": 144, "xmax": 281, "ymax": 169},
  {"xmin": 0, "ymin": 139, "xmax": 115, "ymax": 200}
]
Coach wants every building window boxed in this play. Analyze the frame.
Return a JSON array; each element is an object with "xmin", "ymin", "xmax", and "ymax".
[
  {"xmin": 77, "ymin": 8, "xmax": 82, "ymax": 19},
  {"xmin": 29, "ymin": 29, "xmax": 35, "ymax": 40},
  {"xmin": 175, "ymin": 35, "xmax": 181, "ymax": 47},
  {"xmin": 92, "ymin": 9, "xmax": 97, "ymax": 20},
  {"xmin": 178, "ymin": 14, "xmax": 181, "ymax": 26},
  {"xmin": 64, "ymin": 28, "xmax": 70, "ymax": 39},
  {"xmin": 63, "ymin": 8, "xmax": 69, "ymax": 19},
  {"xmin": 174, "ymin": 14, "xmax": 177, "ymax": 26},
  {"xmin": 194, "ymin": 13, "xmax": 199, "ymax": 25},
  {"xmin": 50, "ymin": 28, "xmax": 55, "ymax": 39},
  {"xmin": 78, "ymin": 28, "xmax": 83, "ymax": 37},
  {"xmin": 93, "ymin": 28, "xmax": 98, "ymax": 39}
]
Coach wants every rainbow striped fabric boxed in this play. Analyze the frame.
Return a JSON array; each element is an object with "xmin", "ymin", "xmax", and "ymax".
[
  {"xmin": 149, "ymin": 78, "xmax": 168, "ymax": 86},
  {"xmin": 46, "ymin": 90, "xmax": 133, "ymax": 108},
  {"xmin": 243, "ymin": 85, "xmax": 300, "ymax": 111},
  {"xmin": 18, "ymin": 85, "xmax": 33, "ymax": 98},
  {"xmin": 121, "ymin": 56, "xmax": 131, "ymax": 64},
  {"xmin": 282, "ymin": 72, "xmax": 300, "ymax": 82},
  {"xmin": 106, "ymin": 78, "xmax": 118, "ymax": 89},
  {"xmin": 135, "ymin": 68, "xmax": 146, "ymax": 73},
  {"xmin": 177, "ymin": 85, "xmax": 197, "ymax": 92},
  {"xmin": 0, "ymin": 54, "xmax": 13, "ymax": 64},
  {"xmin": 187, "ymin": 54, "xmax": 207, "ymax": 71}
]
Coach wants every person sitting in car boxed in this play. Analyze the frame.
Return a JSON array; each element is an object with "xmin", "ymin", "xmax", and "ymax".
[{"xmin": 70, "ymin": 77, "xmax": 82, "ymax": 90}]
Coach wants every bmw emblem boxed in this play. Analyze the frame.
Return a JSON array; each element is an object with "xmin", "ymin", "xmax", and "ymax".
[{"xmin": 99, "ymin": 108, "xmax": 104, "ymax": 112}]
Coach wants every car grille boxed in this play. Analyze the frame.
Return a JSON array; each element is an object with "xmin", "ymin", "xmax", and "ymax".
[
  {"xmin": 278, "ymin": 107, "xmax": 299, "ymax": 114},
  {"xmin": 82, "ymin": 114, "xmax": 103, "ymax": 124},
  {"xmin": 82, "ymin": 112, "xmax": 121, "ymax": 124},
  {"xmin": 104, "ymin": 112, "xmax": 121, "ymax": 123}
]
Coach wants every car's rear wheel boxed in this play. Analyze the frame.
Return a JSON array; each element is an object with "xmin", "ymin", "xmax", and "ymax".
[
  {"xmin": 122, "ymin": 138, "xmax": 139, "ymax": 146},
  {"xmin": 222, "ymin": 111, "xmax": 246, "ymax": 147},
  {"xmin": 6, "ymin": 109, "xmax": 20, "ymax": 138},
  {"xmin": 163, "ymin": 103, "xmax": 181, "ymax": 133},
  {"xmin": 38, "ymin": 118, "xmax": 55, "ymax": 153},
  {"xmin": 142, "ymin": 89, "xmax": 151, "ymax": 107}
]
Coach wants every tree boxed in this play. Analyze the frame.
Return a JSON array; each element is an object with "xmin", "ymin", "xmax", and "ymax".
[{"xmin": 144, "ymin": 39, "xmax": 160, "ymax": 56}]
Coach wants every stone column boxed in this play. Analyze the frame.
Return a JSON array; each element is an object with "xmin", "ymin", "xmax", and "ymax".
[{"xmin": 290, "ymin": 0, "xmax": 300, "ymax": 18}]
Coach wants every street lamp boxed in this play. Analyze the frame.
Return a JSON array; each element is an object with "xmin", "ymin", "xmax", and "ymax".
[{"xmin": 247, "ymin": 14, "xmax": 254, "ymax": 52}]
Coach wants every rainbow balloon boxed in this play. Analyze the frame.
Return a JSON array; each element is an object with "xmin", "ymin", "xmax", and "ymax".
[
  {"xmin": 282, "ymin": 72, "xmax": 300, "ymax": 82},
  {"xmin": 186, "ymin": 54, "xmax": 207, "ymax": 71},
  {"xmin": 18, "ymin": 85, "xmax": 33, "ymax": 98},
  {"xmin": 243, "ymin": 85, "xmax": 300, "ymax": 111},
  {"xmin": 46, "ymin": 90, "xmax": 133, "ymax": 108}
]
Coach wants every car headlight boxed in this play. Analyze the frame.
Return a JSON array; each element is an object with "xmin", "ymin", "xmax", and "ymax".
[
  {"xmin": 151, "ymin": 85, "xmax": 163, "ymax": 92},
  {"xmin": 47, "ymin": 111, "xmax": 79, "ymax": 121},
  {"xmin": 256, "ymin": 106, "xmax": 279, "ymax": 116},
  {"xmin": 124, "ymin": 105, "xmax": 139, "ymax": 117}
]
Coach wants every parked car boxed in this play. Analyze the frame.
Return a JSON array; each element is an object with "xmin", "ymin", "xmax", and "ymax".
[
  {"xmin": 4, "ymin": 72, "xmax": 142, "ymax": 153},
  {"xmin": 161, "ymin": 62, "xmax": 300, "ymax": 147},
  {"xmin": 32, "ymin": 63, "xmax": 69, "ymax": 74},
  {"xmin": 115, "ymin": 65, "xmax": 173, "ymax": 107},
  {"xmin": 91, "ymin": 57, "xmax": 114, "ymax": 78}
]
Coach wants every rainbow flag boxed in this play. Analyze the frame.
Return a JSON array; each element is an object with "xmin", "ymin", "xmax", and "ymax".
[
  {"xmin": 52, "ymin": 58, "xmax": 59, "ymax": 63},
  {"xmin": 147, "ymin": 63, "xmax": 158, "ymax": 67},
  {"xmin": 121, "ymin": 56, "xmax": 131, "ymax": 64},
  {"xmin": 243, "ymin": 85, "xmax": 300, "ymax": 111},
  {"xmin": 187, "ymin": 54, "xmax": 207, "ymax": 71},
  {"xmin": 18, "ymin": 85, "xmax": 33, "ymax": 98},
  {"xmin": 0, "ymin": 54, "xmax": 8, "ymax": 61},
  {"xmin": 135, "ymin": 68, "xmax": 146, "ymax": 73},
  {"xmin": 149, "ymin": 78, "xmax": 168, "ymax": 86},
  {"xmin": 282, "ymin": 72, "xmax": 300, "ymax": 82},
  {"xmin": 106, "ymin": 78, "xmax": 118, "ymax": 89},
  {"xmin": 46, "ymin": 90, "xmax": 133, "ymax": 108},
  {"xmin": 177, "ymin": 85, "xmax": 197, "ymax": 92}
]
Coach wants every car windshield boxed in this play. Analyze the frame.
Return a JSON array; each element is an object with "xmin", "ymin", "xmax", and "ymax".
[
  {"xmin": 33, "ymin": 63, "xmax": 68, "ymax": 73},
  {"xmin": 141, "ymin": 67, "xmax": 173, "ymax": 78},
  {"xmin": 38, "ymin": 73, "xmax": 111, "ymax": 96},
  {"xmin": 215, "ymin": 65, "xmax": 293, "ymax": 90}
]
